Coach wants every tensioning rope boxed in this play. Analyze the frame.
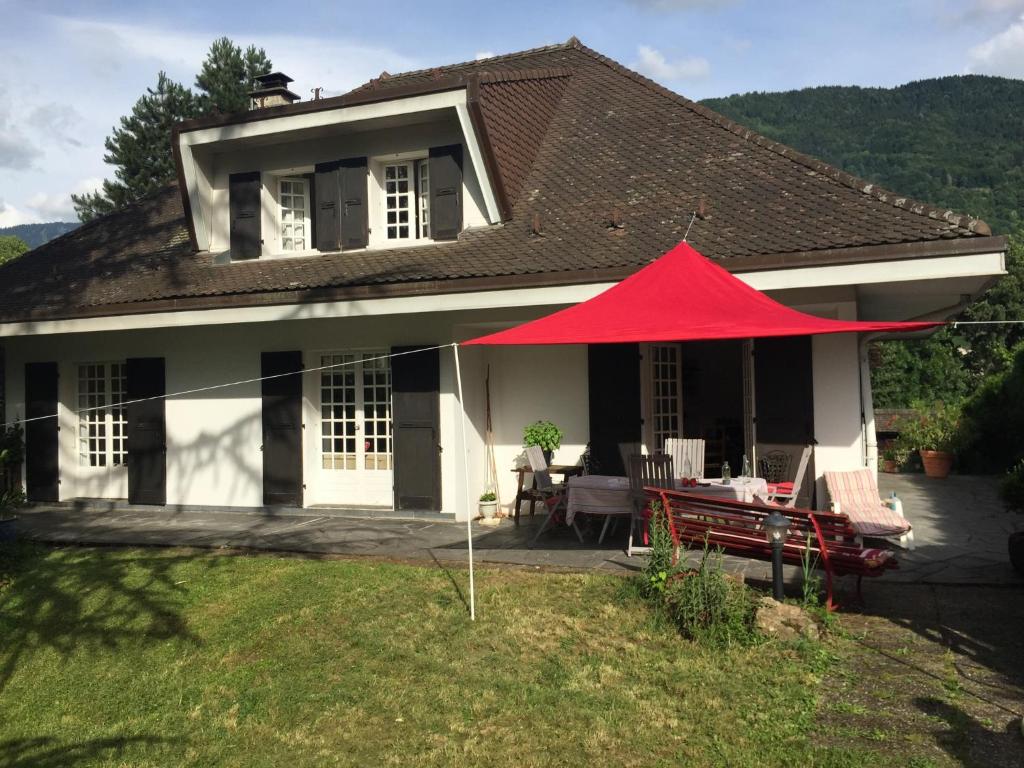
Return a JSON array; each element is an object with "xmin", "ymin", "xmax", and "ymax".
[{"xmin": 1, "ymin": 343, "xmax": 457, "ymax": 430}]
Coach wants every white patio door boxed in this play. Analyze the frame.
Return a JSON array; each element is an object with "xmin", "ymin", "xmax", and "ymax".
[
  {"xmin": 641, "ymin": 343, "xmax": 684, "ymax": 454},
  {"xmin": 314, "ymin": 351, "xmax": 394, "ymax": 507}
]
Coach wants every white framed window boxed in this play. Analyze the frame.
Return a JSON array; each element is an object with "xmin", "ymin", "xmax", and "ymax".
[
  {"xmin": 383, "ymin": 162, "xmax": 414, "ymax": 241},
  {"xmin": 417, "ymin": 159, "xmax": 430, "ymax": 239},
  {"xmin": 649, "ymin": 344, "xmax": 683, "ymax": 453},
  {"xmin": 278, "ymin": 176, "xmax": 310, "ymax": 252},
  {"xmin": 319, "ymin": 352, "xmax": 392, "ymax": 471},
  {"xmin": 78, "ymin": 362, "xmax": 127, "ymax": 468}
]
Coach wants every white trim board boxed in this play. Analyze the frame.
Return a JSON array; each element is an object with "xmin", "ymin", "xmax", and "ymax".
[{"xmin": 0, "ymin": 251, "xmax": 1005, "ymax": 338}]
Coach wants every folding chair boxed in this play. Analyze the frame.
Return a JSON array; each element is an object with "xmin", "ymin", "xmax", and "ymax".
[
  {"xmin": 627, "ymin": 453, "xmax": 674, "ymax": 556},
  {"xmin": 527, "ymin": 445, "xmax": 583, "ymax": 546}
]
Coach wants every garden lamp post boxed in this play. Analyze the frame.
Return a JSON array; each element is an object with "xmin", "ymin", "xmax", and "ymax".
[{"xmin": 764, "ymin": 510, "xmax": 790, "ymax": 601}]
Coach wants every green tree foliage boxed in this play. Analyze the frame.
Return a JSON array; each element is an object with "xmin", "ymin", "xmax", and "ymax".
[
  {"xmin": 871, "ymin": 329, "xmax": 973, "ymax": 408},
  {"xmin": 195, "ymin": 37, "xmax": 272, "ymax": 115},
  {"xmin": 704, "ymin": 79, "xmax": 1024, "ymax": 410},
  {"xmin": 703, "ymin": 76, "xmax": 1024, "ymax": 234},
  {"xmin": 957, "ymin": 341, "xmax": 1024, "ymax": 473},
  {"xmin": 73, "ymin": 39, "xmax": 273, "ymax": 222},
  {"xmin": 0, "ymin": 235, "xmax": 29, "ymax": 266},
  {"xmin": 72, "ymin": 72, "xmax": 198, "ymax": 222}
]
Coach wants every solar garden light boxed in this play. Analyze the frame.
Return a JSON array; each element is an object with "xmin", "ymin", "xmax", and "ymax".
[{"xmin": 764, "ymin": 510, "xmax": 790, "ymax": 601}]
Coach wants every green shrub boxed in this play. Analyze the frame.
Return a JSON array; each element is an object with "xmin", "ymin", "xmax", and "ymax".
[
  {"xmin": 664, "ymin": 541, "xmax": 758, "ymax": 648},
  {"xmin": 999, "ymin": 460, "xmax": 1024, "ymax": 512},
  {"xmin": 957, "ymin": 341, "xmax": 1024, "ymax": 473},
  {"xmin": 897, "ymin": 400, "xmax": 962, "ymax": 453},
  {"xmin": 640, "ymin": 502, "xmax": 675, "ymax": 599},
  {"xmin": 522, "ymin": 420, "xmax": 564, "ymax": 452}
]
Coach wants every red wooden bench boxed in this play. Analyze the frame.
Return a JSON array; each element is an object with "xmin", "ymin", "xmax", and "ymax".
[{"xmin": 648, "ymin": 487, "xmax": 899, "ymax": 609}]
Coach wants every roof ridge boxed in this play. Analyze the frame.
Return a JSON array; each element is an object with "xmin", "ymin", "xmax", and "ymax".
[
  {"xmin": 359, "ymin": 38, "xmax": 578, "ymax": 92},
  {"xmin": 567, "ymin": 39, "xmax": 992, "ymax": 237}
]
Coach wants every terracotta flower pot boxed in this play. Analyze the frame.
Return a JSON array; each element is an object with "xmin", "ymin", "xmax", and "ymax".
[
  {"xmin": 882, "ymin": 460, "xmax": 898, "ymax": 474},
  {"xmin": 920, "ymin": 449, "xmax": 953, "ymax": 479}
]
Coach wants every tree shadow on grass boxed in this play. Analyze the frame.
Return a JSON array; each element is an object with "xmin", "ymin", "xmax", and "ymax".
[
  {"xmin": 0, "ymin": 735, "xmax": 179, "ymax": 768},
  {"xmin": 0, "ymin": 542, "xmax": 208, "ymax": 695},
  {"xmin": 916, "ymin": 696, "xmax": 1023, "ymax": 768}
]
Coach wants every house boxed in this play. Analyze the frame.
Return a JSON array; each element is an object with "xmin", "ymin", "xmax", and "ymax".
[{"xmin": 0, "ymin": 38, "xmax": 1006, "ymax": 520}]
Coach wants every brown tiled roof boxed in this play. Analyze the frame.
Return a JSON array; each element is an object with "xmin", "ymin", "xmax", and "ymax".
[{"xmin": 0, "ymin": 38, "xmax": 1004, "ymax": 323}]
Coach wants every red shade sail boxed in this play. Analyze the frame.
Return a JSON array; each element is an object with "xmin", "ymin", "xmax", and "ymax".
[{"xmin": 464, "ymin": 242, "xmax": 940, "ymax": 346}]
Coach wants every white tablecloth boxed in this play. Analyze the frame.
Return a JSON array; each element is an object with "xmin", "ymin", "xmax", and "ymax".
[{"xmin": 565, "ymin": 475, "xmax": 769, "ymax": 525}]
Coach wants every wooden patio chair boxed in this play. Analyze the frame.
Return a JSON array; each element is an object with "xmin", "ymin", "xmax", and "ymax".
[
  {"xmin": 664, "ymin": 437, "xmax": 705, "ymax": 479},
  {"xmin": 526, "ymin": 445, "xmax": 583, "ymax": 546},
  {"xmin": 762, "ymin": 445, "xmax": 812, "ymax": 508},
  {"xmin": 823, "ymin": 468, "xmax": 914, "ymax": 550},
  {"xmin": 627, "ymin": 453, "xmax": 674, "ymax": 556}
]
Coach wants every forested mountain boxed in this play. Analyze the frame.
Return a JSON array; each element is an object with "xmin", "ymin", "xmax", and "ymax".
[
  {"xmin": 702, "ymin": 75, "xmax": 1024, "ymax": 234},
  {"xmin": 0, "ymin": 222, "xmax": 78, "ymax": 249}
]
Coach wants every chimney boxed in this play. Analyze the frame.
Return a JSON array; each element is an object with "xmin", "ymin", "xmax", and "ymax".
[{"xmin": 249, "ymin": 72, "xmax": 301, "ymax": 110}]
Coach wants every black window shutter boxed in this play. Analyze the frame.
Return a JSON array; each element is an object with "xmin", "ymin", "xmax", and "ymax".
[
  {"xmin": 24, "ymin": 362, "xmax": 59, "ymax": 502},
  {"xmin": 229, "ymin": 171, "xmax": 262, "ymax": 260},
  {"xmin": 429, "ymin": 144, "xmax": 463, "ymax": 241},
  {"xmin": 261, "ymin": 351, "xmax": 304, "ymax": 506},
  {"xmin": 588, "ymin": 344, "xmax": 642, "ymax": 476},
  {"xmin": 391, "ymin": 346, "xmax": 441, "ymax": 511},
  {"xmin": 127, "ymin": 358, "xmax": 167, "ymax": 505},
  {"xmin": 339, "ymin": 157, "xmax": 368, "ymax": 250},
  {"xmin": 313, "ymin": 162, "xmax": 340, "ymax": 252}
]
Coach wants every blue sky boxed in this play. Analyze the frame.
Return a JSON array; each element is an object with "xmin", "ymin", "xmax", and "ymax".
[{"xmin": 1, "ymin": 0, "xmax": 1023, "ymax": 225}]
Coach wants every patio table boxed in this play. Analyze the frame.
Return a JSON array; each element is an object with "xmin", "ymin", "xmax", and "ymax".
[{"xmin": 566, "ymin": 475, "xmax": 770, "ymax": 526}]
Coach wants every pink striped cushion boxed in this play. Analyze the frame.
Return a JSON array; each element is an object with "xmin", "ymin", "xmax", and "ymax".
[{"xmin": 824, "ymin": 469, "xmax": 911, "ymax": 537}]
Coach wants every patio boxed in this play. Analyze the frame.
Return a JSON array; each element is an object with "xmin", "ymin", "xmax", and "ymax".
[{"xmin": 14, "ymin": 474, "xmax": 1022, "ymax": 589}]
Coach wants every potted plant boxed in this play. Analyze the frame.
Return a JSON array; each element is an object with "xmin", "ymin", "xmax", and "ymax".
[
  {"xmin": 478, "ymin": 491, "xmax": 498, "ymax": 520},
  {"xmin": 999, "ymin": 461, "xmax": 1024, "ymax": 575},
  {"xmin": 523, "ymin": 420, "xmax": 564, "ymax": 465},
  {"xmin": 0, "ymin": 435, "xmax": 25, "ymax": 543},
  {"xmin": 879, "ymin": 439, "xmax": 908, "ymax": 474},
  {"xmin": 897, "ymin": 402, "xmax": 960, "ymax": 479}
]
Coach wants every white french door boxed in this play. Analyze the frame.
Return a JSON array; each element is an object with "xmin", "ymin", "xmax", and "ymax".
[
  {"xmin": 312, "ymin": 351, "xmax": 394, "ymax": 507},
  {"xmin": 641, "ymin": 343, "xmax": 684, "ymax": 454}
]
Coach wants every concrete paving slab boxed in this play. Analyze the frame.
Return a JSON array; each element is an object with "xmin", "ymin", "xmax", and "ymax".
[{"xmin": 11, "ymin": 474, "xmax": 1023, "ymax": 591}]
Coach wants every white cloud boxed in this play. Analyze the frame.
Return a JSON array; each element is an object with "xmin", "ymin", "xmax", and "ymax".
[
  {"xmin": 53, "ymin": 16, "xmax": 419, "ymax": 98},
  {"xmin": 633, "ymin": 45, "xmax": 711, "ymax": 81},
  {"xmin": 0, "ymin": 12, "xmax": 422, "ymax": 225},
  {"xmin": 475, "ymin": 51, "xmax": 497, "ymax": 60},
  {"xmin": 25, "ymin": 178, "xmax": 102, "ymax": 221},
  {"xmin": 965, "ymin": 12, "xmax": 1024, "ymax": 76},
  {"xmin": 0, "ymin": 199, "xmax": 38, "ymax": 227}
]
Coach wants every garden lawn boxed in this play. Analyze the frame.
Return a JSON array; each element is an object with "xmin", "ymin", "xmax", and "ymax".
[{"xmin": 0, "ymin": 544, "xmax": 888, "ymax": 767}]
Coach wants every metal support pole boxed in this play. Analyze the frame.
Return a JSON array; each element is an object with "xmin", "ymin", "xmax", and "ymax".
[
  {"xmin": 452, "ymin": 343, "xmax": 476, "ymax": 621},
  {"xmin": 771, "ymin": 541, "xmax": 784, "ymax": 601}
]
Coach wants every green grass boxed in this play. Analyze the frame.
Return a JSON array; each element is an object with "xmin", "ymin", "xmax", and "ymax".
[{"xmin": 0, "ymin": 543, "xmax": 883, "ymax": 767}]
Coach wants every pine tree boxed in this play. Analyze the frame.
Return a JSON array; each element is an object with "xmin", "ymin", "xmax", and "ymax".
[
  {"xmin": 72, "ymin": 39, "xmax": 273, "ymax": 222},
  {"xmin": 72, "ymin": 72, "xmax": 198, "ymax": 222},
  {"xmin": 195, "ymin": 37, "xmax": 273, "ymax": 115}
]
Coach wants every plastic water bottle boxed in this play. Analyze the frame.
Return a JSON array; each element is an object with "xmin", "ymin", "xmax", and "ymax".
[
  {"xmin": 741, "ymin": 454, "xmax": 751, "ymax": 479},
  {"xmin": 721, "ymin": 461, "xmax": 731, "ymax": 485}
]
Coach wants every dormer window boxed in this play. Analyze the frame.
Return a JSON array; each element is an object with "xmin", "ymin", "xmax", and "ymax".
[
  {"xmin": 278, "ymin": 177, "xmax": 310, "ymax": 251},
  {"xmin": 382, "ymin": 159, "xmax": 431, "ymax": 241}
]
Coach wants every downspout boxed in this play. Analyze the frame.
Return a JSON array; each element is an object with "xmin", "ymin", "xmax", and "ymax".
[{"xmin": 857, "ymin": 294, "xmax": 974, "ymax": 472}]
